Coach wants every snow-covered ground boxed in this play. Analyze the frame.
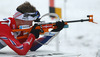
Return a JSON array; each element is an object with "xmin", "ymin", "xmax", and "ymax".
[{"xmin": 0, "ymin": 0, "xmax": 100, "ymax": 57}]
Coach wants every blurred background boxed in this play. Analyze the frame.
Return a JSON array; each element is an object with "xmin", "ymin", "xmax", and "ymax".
[{"xmin": 0, "ymin": 0, "xmax": 100, "ymax": 57}]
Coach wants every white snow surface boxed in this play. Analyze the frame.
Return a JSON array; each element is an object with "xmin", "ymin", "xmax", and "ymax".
[{"xmin": 0, "ymin": 0, "xmax": 100, "ymax": 57}]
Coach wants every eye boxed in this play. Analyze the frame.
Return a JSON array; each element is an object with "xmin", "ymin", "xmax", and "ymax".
[
  {"xmin": 30, "ymin": 14, "xmax": 37, "ymax": 17},
  {"xmin": 24, "ymin": 14, "xmax": 30, "ymax": 17}
]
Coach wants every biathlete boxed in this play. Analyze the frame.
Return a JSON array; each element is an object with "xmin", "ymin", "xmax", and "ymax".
[{"xmin": 0, "ymin": 2, "xmax": 64, "ymax": 55}]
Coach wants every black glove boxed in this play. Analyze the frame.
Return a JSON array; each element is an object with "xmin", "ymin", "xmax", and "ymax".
[
  {"xmin": 30, "ymin": 24, "xmax": 41, "ymax": 38},
  {"xmin": 51, "ymin": 21, "xmax": 65, "ymax": 32}
]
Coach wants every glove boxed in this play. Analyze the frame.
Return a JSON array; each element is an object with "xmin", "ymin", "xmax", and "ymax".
[
  {"xmin": 30, "ymin": 24, "xmax": 41, "ymax": 38},
  {"xmin": 51, "ymin": 21, "xmax": 65, "ymax": 32}
]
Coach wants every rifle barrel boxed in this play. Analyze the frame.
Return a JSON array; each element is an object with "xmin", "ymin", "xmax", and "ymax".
[
  {"xmin": 36, "ymin": 19, "xmax": 90, "ymax": 25},
  {"xmin": 66, "ymin": 19, "xmax": 89, "ymax": 23}
]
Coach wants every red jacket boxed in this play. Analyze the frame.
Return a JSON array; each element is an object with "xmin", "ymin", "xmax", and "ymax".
[{"xmin": 0, "ymin": 17, "xmax": 35, "ymax": 55}]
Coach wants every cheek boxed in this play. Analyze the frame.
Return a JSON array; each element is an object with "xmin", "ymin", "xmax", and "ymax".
[
  {"xmin": 16, "ymin": 21, "xmax": 24, "ymax": 25},
  {"xmin": 24, "ymin": 22, "xmax": 32, "ymax": 25},
  {"xmin": 16, "ymin": 20, "xmax": 33, "ymax": 26}
]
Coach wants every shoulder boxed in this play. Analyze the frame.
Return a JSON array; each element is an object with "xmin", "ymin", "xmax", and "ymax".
[
  {"xmin": 8, "ymin": 17, "xmax": 17, "ymax": 29},
  {"xmin": 1, "ymin": 17, "xmax": 17, "ymax": 29}
]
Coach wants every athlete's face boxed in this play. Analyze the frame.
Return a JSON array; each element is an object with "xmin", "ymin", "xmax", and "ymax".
[{"xmin": 15, "ymin": 19, "xmax": 33, "ymax": 28}]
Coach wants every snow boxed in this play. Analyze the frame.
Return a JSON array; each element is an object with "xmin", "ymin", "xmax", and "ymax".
[{"xmin": 0, "ymin": 0, "xmax": 100, "ymax": 57}]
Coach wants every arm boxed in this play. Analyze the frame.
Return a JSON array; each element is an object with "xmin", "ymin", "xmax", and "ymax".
[
  {"xmin": 0, "ymin": 24, "xmax": 35, "ymax": 55},
  {"xmin": 30, "ymin": 21, "xmax": 65, "ymax": 51}
]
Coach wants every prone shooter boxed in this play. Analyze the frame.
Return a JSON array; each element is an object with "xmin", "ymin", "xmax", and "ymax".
[{"xmin": 0, "ymin": 2, "xmax": 96, "ymax": 55}]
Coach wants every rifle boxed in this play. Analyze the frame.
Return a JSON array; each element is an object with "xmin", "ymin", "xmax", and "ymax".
[{"xmin": 12, "ymin": 13, "xmax": 96, "ymax": 40}]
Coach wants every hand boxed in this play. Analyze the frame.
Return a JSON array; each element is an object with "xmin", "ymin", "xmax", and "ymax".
[
  {"xmin": 30, "ymin": 24, "xmax": 41, "ymax": 38},
  {"xmin": 51, "ymin": 21, "xmax": 65, "ymax": 32}
]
